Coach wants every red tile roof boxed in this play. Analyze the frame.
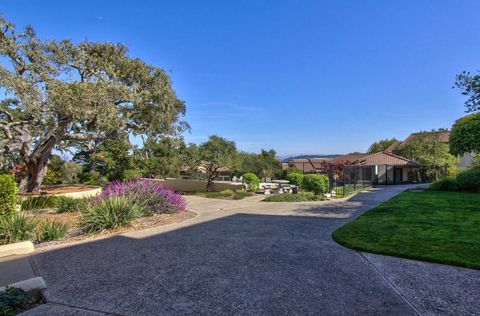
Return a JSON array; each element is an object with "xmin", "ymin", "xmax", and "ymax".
[{"xmin": 334, "ymin": 152, "xmax": 418, "ymax": 166}]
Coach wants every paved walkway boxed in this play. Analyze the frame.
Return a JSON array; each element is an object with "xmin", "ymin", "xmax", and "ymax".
[{"xmin": 13, "ymin": 185, "xmax": 480, "ymax": 315}]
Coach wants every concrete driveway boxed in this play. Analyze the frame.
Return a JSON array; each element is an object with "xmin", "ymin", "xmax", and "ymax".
[{"xmin": 22, "ymin": 185, "xmax": 480, "ymax": 315}]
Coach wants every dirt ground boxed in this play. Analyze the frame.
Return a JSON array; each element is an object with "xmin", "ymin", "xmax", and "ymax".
[
  {"xmin": 30, "ymin": 210, "xmax": 197, "ymax": 248},
  {"xmin": 20, "ymin": 185, "xmax": 100, "ymax": 196}
]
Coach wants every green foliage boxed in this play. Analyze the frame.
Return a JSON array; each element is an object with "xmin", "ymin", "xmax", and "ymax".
[
  {"xmin": 0, "ymin": 174, "xmax": 18, "ymax": 220},
  {"xmin": 0, "ymin": 287, "xmax": 29, "ymax": 316},
  {"xmin": 450, "ymin": 113, "xmax": 480, "ymax": 156},
  {"xmin": 123, "ymin": 169, "xmax": 142, "ymax": 181},
  {"xmin": 263, "ymin": 192, "xmax": 323, "ymax": 202},
  {"xmin": 286, "ymin": 172, "xmax": 304, "ymax": 186},
  {"xmin": 56, "ymin": 197, "xmax": 87, "ymax": 213},
  {"xmin": 333, "ymin": 191, "xmax": 480, "ymax": 269},
  {"xmin": 43, "ymin": 155, "xmax": 82, "ymax": 185},
  {"xmin": 236, "ymin": 149, "xmax": 281, "ymax": 179},
  {"xmin": 232, "ymin": 190, "xmax": 254, "ymax": 200},
  {"xmin": 301, "ymin": 174, "xmax": 329, "ymax": 195},
  {"xmin": 75, "ymin": 137, "xmax": 136, "ymax": 182},
  {"xmin": 197, "ymin": 136, "xmax": 237, "ymax": 189},
  {"xmin": 44, "ymin": 155, "xmax": 65, "ymax": 185},
  {"xmin": 21, "ymin": 196, "xmax": 59, "ymax": 211},
  {"xmin": 456, "ymin": 167, "xmax": 480, "ymax": 193},
  {"xmin": 0, "ymin": 213, "xmax": 37, "ymax": 245},
  {"xmin": 367, "ymin": 138, "xmax": 398, "ymax": 153},
  {"xmin": 242, "ymin": 173, "xmax": 260, "ymax": 191},
  {"xmin": 454, "ymin": 70, "xmax": 480, "ymax": 113},
  {"xmin": 0, "ymin": 16, "xmax": 186, "ymax": 192},
  {"xmin": 201, "ymin": 190, "xmax": 253, "ymax": 200},
  {"xmin": 82, "ymin": 197, "xmax": 143, "ymax": 232},
  {"xmin": 203, "ymin": 190, "xmax": 234, "ymax": 199},
  {"xmin": 135, "ymin": 137, "xmax": 185, "ymax": 179},
  {"xmin": 80, "ymin": 171, "xmax": 108, "ymax": 186},
  {"xmin": 36, "ymin": 220, "xmax": 69, "ymax": 242},
  {"xmin": 394, "ymin": 131, "xmax": 458, "ymax": 180},
  {"xmin": 284, "ymin": 167, "xmax": 303, "ymax": 175},
  {"xmin": 429, "ymin": 178, "xmax": 459, "ymax": 191}
]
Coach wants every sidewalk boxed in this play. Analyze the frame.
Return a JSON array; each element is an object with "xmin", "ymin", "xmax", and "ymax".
[{"xmin": 0, "ymin": 254, "xmax": 37, "ymax": 287}]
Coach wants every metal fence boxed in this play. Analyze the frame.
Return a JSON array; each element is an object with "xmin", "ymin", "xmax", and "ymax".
[
  {"xmin": 331, "ymin": 165, "xmax": 373, "ymax": 197},
  {"xmin": 291, "ymin": 163, "xmax": 374, "ymax": 197}
]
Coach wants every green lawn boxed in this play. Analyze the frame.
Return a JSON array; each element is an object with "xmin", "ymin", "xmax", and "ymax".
[{"xmin": 333, "ymin": 190, "xmax": 480, "ymax": 269}]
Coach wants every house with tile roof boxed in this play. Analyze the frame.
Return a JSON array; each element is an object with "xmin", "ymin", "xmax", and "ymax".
[
  {"xmin": 333, "ymin": 151, "xmax": 419, "ymax": 184},
  {"xmin": 285, "ymin": 151, "xmax": 419, "ymax": 184}
]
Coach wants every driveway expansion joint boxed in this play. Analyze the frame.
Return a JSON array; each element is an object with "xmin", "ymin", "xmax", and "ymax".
[
  {"xmin": 43, "ymin": 301, "xmax": 121, "ymax": 316},
  {"xmin": 357, "ymin": 251, "xmax": 422, "ymax": 316}
]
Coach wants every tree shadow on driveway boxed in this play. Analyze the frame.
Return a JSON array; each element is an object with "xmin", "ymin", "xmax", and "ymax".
[{"xmin": 30, "ymin": 212, "xmax": 416, "ymax": 315}]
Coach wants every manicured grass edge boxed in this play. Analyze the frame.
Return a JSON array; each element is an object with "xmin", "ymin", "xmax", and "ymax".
[
  {"xmin": 332, "ymin": 193, "xmax": 480, "ymax": 270},
  {"xmin": 333, "ymin": 228, "xmax": 479, "ymax": 270}
]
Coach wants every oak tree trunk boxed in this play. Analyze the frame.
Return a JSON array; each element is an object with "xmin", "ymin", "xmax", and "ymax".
[
  {"xmin": 19, "ymin": 156, "xmax": 50, "ymax": 192},
  {"xmin": 18, "ymin": 118, "xmax": 70, "ymax": 192}
]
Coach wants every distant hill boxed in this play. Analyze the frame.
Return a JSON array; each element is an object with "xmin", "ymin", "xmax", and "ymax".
[{"xmin": 280, "ymin": 154, "xmax": 341, "ymax": 163}]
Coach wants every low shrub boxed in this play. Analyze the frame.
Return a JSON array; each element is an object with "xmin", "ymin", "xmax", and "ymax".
[
  {"xmin": 36, "ymin": 220, "xmax": 69, "ymax": 242},
  {"xmin": 0, "ymin": 287, "xmax": 29, "ymax": 316},
  {"xmin": 83, "ymin": 197, "xmax": 142, "ymax": 232},
  {"xmin": 286, "ymin": 172, "xmax": 304, "ymax": 186},
  {"xmin": 284, "ymin": 167, "xmax": 303, "ymax": 176},
  {"xmin": 0, "ymin": 174, "xmax": 18, "ymax": 220},
  {"xmin": 429, "ymin": 178, "xmax": 459, "ymax": 191},
  {"xmin": 456, "ymin": 167, "xmax": 480, "ymax": 193},
  {"xmin": 204, "ymin": 190, "xmax": 234, "ymax": 199},
  {"xmin": 21, "ymin": 196, "xmax": 59, "ymax": 211},
  {"xmin": 93, "ymin": 180, "xmax": 187, "ymax": 215},
  {"xmin": 263, "ymin": 192, "xmax": 324, "ymax": 202},
  {"xmin": 0, "ymin": 213, "xmax": 37, "ymax": 245},
  {"xmin": 233, "ymin": 190, "xmax": 254, "ymax": 200},
  {"xmin": 202, "ymin": 190, "xmax": 253, "ymax": 200},
  {"xmin": 123, "ymin": 169, "xmax": 142, "ymax": 181},
  {"xmin": 302, "ymin": 174, "xmax": 329, "ymax": 195},
  {"xmin": 56, "ymin": 197, "xmax": 87, "ymax": 213},
  {"xmin": 242, "ymin": 173, "xmax": 260, "ymax": 191}
]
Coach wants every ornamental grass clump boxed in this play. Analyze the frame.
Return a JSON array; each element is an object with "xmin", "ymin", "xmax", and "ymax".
[
  {"xmin": 36, "ymin": 220, "xmax": 70, "ymax": 242},
  {"xmin": 0, "ymin": 213, "xmax": 37, "ymax": 245},
  {"xmin": 83, "ymin": 197, "xmax": 141, "ymax": 232},
  {"xmin": 92, "ymin": 180, "xmax": 187, "ymax": 214}
]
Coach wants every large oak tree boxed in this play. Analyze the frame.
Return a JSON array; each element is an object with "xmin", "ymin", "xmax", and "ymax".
[{"xmin": 0, "ymin": 16, "xmax": 186, "ymax": 191}]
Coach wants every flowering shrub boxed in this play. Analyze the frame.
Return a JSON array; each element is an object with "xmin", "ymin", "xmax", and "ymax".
[{"xmin": 92, "ymin": 180, "xmax": 187, "ymax": 214}]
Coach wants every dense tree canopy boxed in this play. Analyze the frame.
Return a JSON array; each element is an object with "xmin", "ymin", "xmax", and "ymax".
[
  {"xmin": 236, "ymin": 149, "xmax": 281, "ymax": 179},
  {"xmin": 73, "ymin": 135, "xmax": 135, "ymax": 183},
  {"xmin": 135, "ymin": 136, "xmax": 186, "ymax": 179},
  {"xmin": 367, "ymin": 138, "xmax": 398, "ymax": 153},
  {"xmin": 196, "ymin": 135, "xmax": 237, "ymax": 190},
  {"xmin": 0, "ymin": 16, "xmax": 186, "ymax": 191},
  {"xmin": 450, "ymin": 113, "xmax": 480, "ymax": 156},
  {"xmin": 394, "ymin": 132, "xmax": 457, "ymax": 180}
]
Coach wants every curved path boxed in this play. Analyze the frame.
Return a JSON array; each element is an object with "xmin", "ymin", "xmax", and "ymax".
[{"xmin": 22, "ymin": 185, "xmax": 480, "ymax": 315}]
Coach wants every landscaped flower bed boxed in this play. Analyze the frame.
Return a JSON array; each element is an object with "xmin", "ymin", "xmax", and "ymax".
[{"xmin": 0, "ymin": 178, "xmax": 195, "ymax": 247}]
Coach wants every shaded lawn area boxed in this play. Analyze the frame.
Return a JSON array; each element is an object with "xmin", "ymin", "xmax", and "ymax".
[{"xmin": 333, "ymin": 191, "xmax": 480, "ymax": 269}]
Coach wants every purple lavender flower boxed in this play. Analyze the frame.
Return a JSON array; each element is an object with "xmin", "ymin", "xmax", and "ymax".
[{"xmin": 91, "ymin": 180, "xmax": 187, "ymax": 214}]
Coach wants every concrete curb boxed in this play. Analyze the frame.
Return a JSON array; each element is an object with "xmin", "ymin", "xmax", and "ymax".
[
  {"xmin": 0, "ymin": 276, "xmax": 46, "ymax": 293},
  {"xmin": 0, "ymin": 241, "xmax": 35, "ymax": 258}
]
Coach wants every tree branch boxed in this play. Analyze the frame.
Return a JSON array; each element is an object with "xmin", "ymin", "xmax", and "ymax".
[
  {"xmin": 63, "ymin": 133, "xmax": 105, "ymax": 141},
  {"xmin": 0, "ymin": 109, "xmax": 14, "ymax": 122}
]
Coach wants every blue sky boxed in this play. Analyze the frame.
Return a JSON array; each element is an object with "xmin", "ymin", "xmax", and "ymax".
[{"xmin": 2, "ymin": 1, "xmax": 479, "ymax": 156}]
